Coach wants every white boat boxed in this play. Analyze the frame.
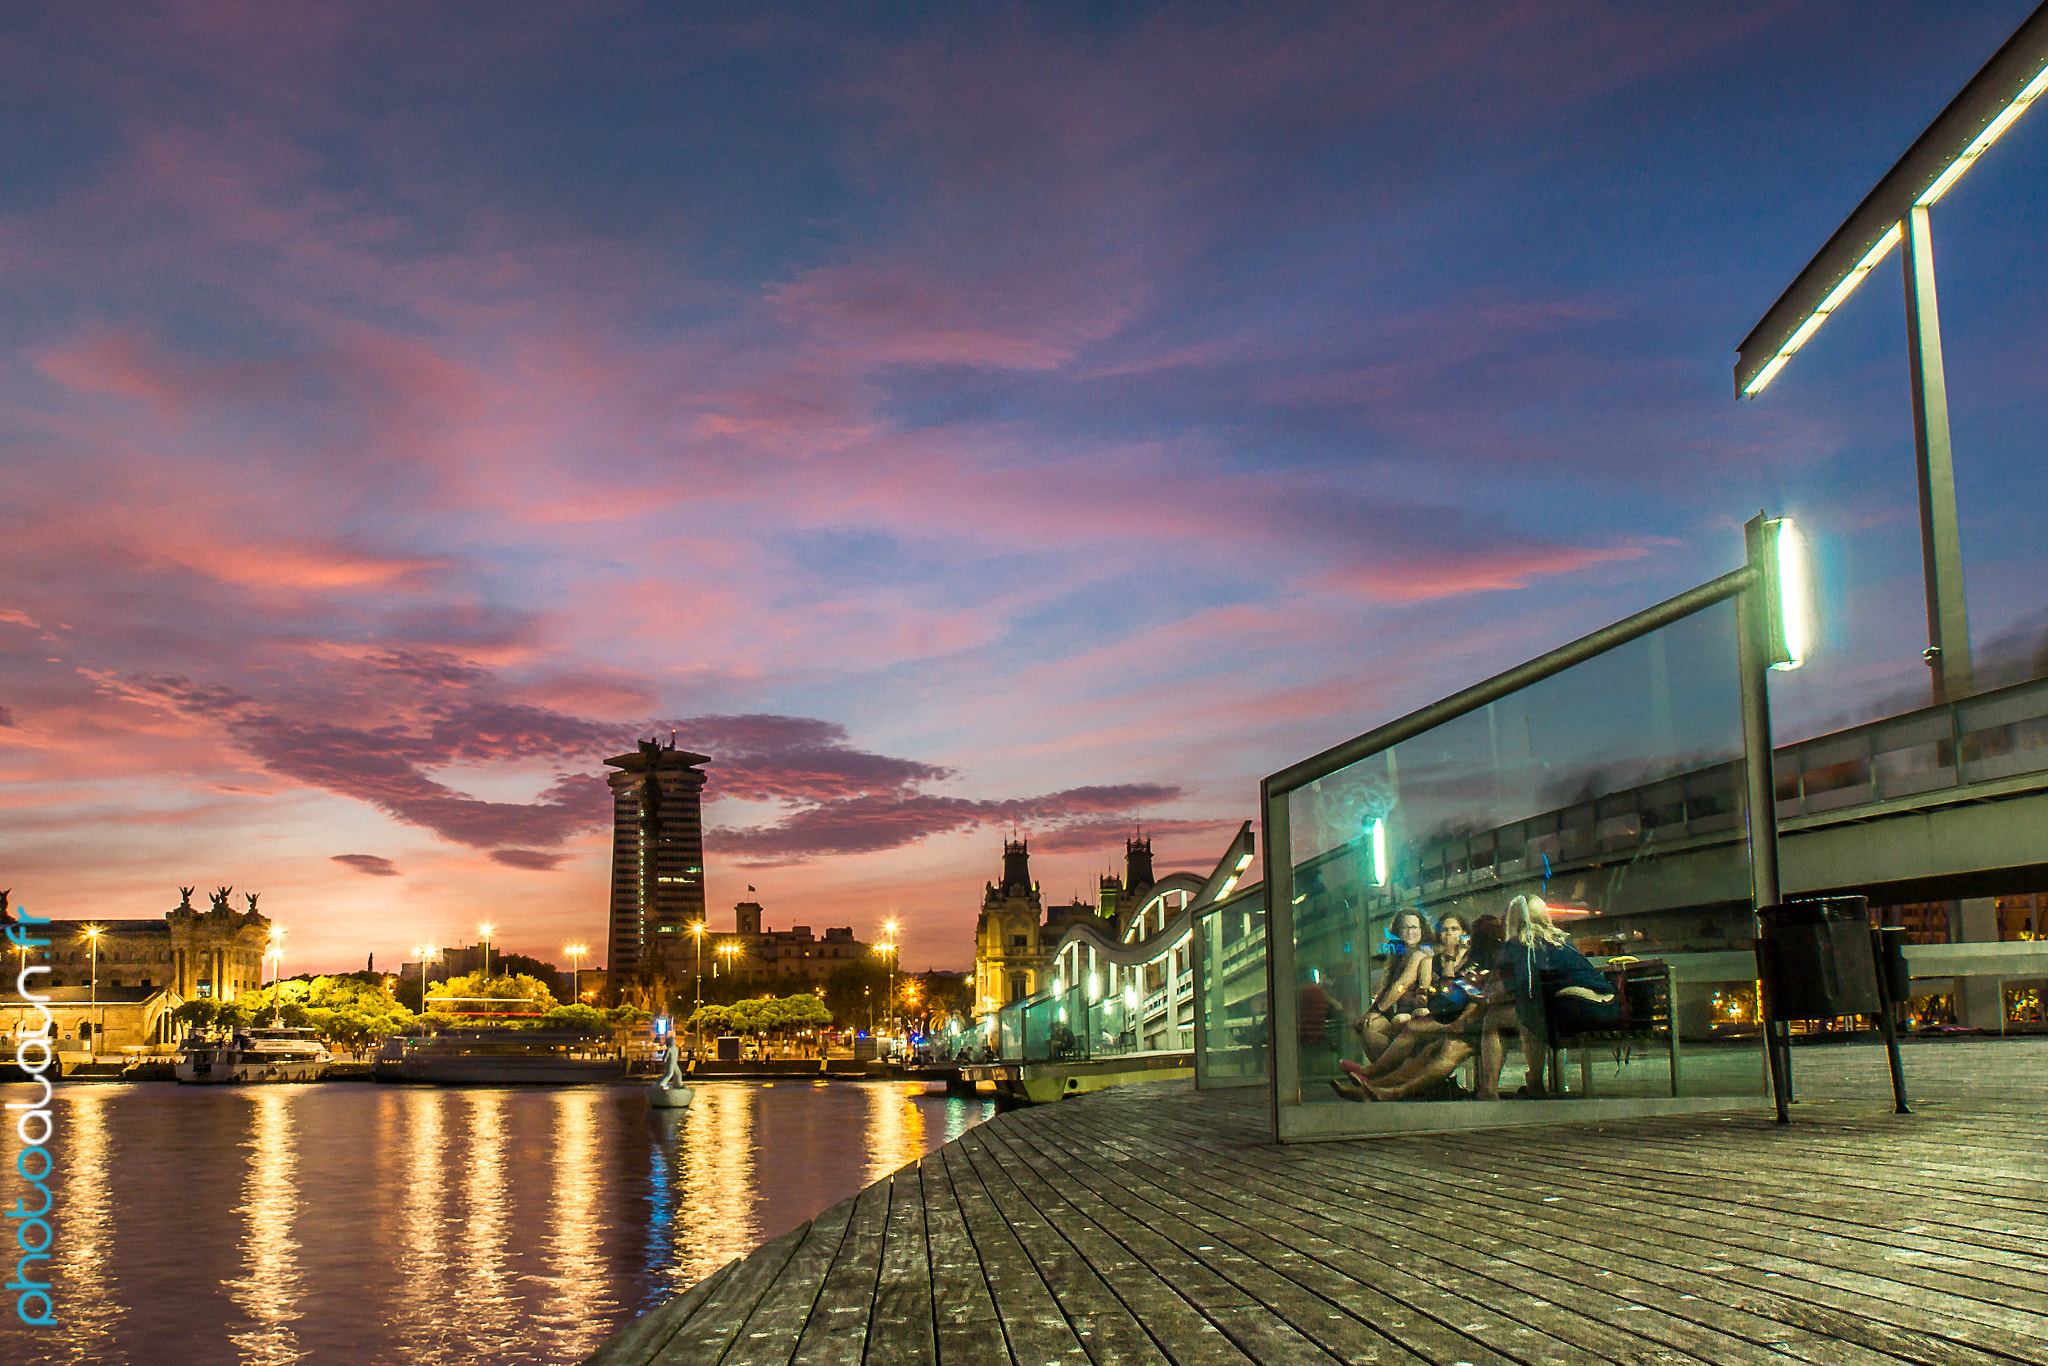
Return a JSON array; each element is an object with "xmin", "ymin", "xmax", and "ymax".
[
  {"xmin": 645, "ymin": 1039, "xmax": 694, "ymax": 1109},
  {"xmin": 176, "ymin": 1027, "xmax": 331, "ymax": 1084}
]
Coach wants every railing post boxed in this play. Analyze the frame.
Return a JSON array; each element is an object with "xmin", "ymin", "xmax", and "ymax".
[{"xmin": 1741, "ymin": 514, "xmax": 1791, "ymax": 1124}]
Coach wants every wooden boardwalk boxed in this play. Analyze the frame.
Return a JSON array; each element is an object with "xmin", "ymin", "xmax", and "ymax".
[{"xmin": 586, "ymin": 1038, "xmax": 2048, "ymax": 1365}]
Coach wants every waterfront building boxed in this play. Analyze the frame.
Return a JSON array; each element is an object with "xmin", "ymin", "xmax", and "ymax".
[
  {"xmin": 0, "ymin": 983, "xmax": 183, "ymax": 1052},
  {"xmin": 1, "ymin": 886, "xmax": 271, "ymax": 1050},
  {"xmin": 712, "ymin": 902, "xmax": 872, "ymax": 986},
  {"xmin": 4, "ymin": 886, "xmax": 268, "ymax": 1002},
  {"xmin": 972, "ymin": 839, "xmax": 1146, "ymax": 1018},
  {"xmin": 604, "ymin": 737, "xmax": 710, "ymax": 1000}
]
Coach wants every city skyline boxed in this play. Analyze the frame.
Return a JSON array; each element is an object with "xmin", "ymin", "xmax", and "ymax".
[{"xmin": 4, "ymin": 2, "xmax": 2048, "ymax": 974}]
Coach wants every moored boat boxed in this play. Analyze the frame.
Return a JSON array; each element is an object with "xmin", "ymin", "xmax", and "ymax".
[
  {"xmin": 372, "ymin": 1028, "xmax": 626, "ymax": 1084},
  {"xmin": 175, "ymin": 1027, "xmax": 332, "ymax": 1084}
]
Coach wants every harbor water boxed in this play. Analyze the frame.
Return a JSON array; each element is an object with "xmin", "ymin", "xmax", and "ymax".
[{"xmin": 0, "ymin": 1079, "xmax": 995, "ymax": 1366}]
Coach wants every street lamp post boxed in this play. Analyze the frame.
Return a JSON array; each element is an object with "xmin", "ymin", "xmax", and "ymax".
[
  {"xmin": 478, "ymin": 923, "xmax": 495, "ymax": 979},
  {"xmin": 1733, "ymin": 5, "xmax": 2048, "ymax": 704},
  {"xmin": 412, "ymin": 943, "xmax": 437, "ymax": 1012},
  {"xmin": 83, "ymin": 926, "xmax": 103, "ymax": 1058},
  {"xmin": 689, "ymin": 921, "xmax": 707, "ymax": 1051},
  {"xmin": 881, "ymin": 919, "xmax": 900, "ymax": 1055},
  {"xmin": 565, "ymin": 943, "xmax": 587, "ymax": 1007},
  {"xmin": 267, "ymin": 927, "xmax": 286, "ymax": 1026}
]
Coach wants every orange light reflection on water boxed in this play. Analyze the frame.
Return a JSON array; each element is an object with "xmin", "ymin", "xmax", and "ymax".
[
  {"xmin": 541, "ymin": 1091, "xmax": 602, "ymax": 1361},
  {"xmin": 225, "ymin": 1090, "xmax": 302, "ymax": 1366},
  {"xmin": 56, "ymin": 1091, "xmax": 121, "ymax": 1363},
  {"xmin": 392, "ymin": 1089, "xmax": 448, "ymax": 1362},
  {"xmin": 671, "ymin": 1084, "xmax": 760, "ymax": 1286},
  {"xmin": 863, "ymin": 1083, "xmax": 927, "ymax": 1186},
  {"xmin": 460, "ymin": 1092, "xmax": 516, "ymax": 1361}
]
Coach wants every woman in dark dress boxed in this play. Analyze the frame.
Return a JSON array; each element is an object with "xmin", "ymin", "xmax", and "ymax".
[{"xmin": 1480, "ymin": 894, "xmax": 1621, "ymax": 1098}]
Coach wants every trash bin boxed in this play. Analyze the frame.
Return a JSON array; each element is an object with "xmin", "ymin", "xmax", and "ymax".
[
  {"xmin": 1873, "ymin": 925, "xmax": 1912, "ymax": 1004},
  {"xmin": 1756, "ymin": 896, "xmax": 1881, "ymax": 1020}
]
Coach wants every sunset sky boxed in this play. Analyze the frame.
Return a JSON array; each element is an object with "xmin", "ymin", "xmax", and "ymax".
[{"xmin": 3, "ymin": 1, "xmax": 2045, "ymax": 973}]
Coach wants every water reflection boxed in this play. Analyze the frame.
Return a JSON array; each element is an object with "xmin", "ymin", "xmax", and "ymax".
[
  {"xmin": 863, "ymin": 1083, "xmax": 926, "ymax": 1184},
  {"xmin": 460, "ymin": 1092, "xmax": 514, "ymax": 1361},
  {"xmin": 393, "ymin": 1089, "xmax": 448, "ymax": 1363},
  {"xmin": 0, "ymin": 1080, "xmax": 993, "ymax": 1366},
  {"xmin": 56, "ymin": 1091, "xmax": 121, "ymax": 1365},
  {"xmin": 670, "ymin": 1083, "xmax": 760, "ymax": 1289},
  {"xmin": 541, "ymin": 1092, "xmax": 602, "ymax": 1361},
  {"xmin": 224, "ymin": 1091, "xmax": 302, "ymax": 1366}
]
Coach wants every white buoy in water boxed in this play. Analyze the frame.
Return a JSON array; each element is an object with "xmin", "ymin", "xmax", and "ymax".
[{"xmin": 646, "ymin": 1038, "xmax": 695, "ymax": 1109}]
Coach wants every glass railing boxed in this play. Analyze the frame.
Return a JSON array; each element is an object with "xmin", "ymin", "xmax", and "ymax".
[
  {"xmin": 1196, "ymin": 892, "xmax": 1267, "ymax": 1088},
  {"xmin": 979, "ymin": 977, "xmax": 1199, "ymax": 1066},
  {"xmin": 1269, "ymin": 596, "xmax": 1772, "ymax": 1138}
]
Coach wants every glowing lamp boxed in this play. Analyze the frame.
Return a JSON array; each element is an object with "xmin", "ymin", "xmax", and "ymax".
[{"xmin": 1761, "ymin": 517, "xmax": 1809, "ymax": 670}]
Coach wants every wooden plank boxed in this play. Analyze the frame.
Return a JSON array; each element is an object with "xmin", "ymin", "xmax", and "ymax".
[
  {"xmin": 650, "ymin": 1223, "xmax": 814, "ymax": 1365},
  {"xmin": 580, "ymin": 1039, "xmax": 2048, "ymax": 1366},
  {"xmin": 954, "ymin": 1115, "xmax": 1250, "ymax": 1366},
  {"xmin": 921, "ymin": 1141, "xmax": 1005, "ymax": 1338},
  {"xmin": 582, "ymin": 1260, "xmax": 739, "ymax": 1366},
  {"xmin": 864, "ymin": 1162, "xmax": 937, "ymax": 1366},
  {"xmin": 789, "ymin": 1173, "xmax": 895, "ymax": 1366},
  {"xmin": 940, "ymin": 1137, "xmax": 1092, "ymax": 1366},
  {"xmin": 718, "ymin": 1194, "xmax": 859, "ymax": 1366}
]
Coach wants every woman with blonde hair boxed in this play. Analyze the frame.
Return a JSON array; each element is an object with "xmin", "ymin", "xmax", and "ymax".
[{"xmin": 1486, "ymin": 894, "xmax": 1620, "ymax": 1097}]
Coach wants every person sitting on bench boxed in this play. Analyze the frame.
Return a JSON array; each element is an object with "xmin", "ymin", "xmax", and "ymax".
[
  {"xmin": 1335, "ymin": 915, "xmax": 1515, "ymax": 1101},
  {"xmin": 1489, "ymin": 894, "xmax": 1621, "ymax": 1098}
]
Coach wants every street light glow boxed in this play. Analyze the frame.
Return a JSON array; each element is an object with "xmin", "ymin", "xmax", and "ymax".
[
  {"xmin": 1918, "ymin": 63, "xmax": 2048, "ymax": 207},
  {"xmin": 1742, "ymin": 223, "xmax": 1903, "ymax": 396},
  {"xmin": 1769, "ymin": 517, "xmax": 1809, "ymax": 670},
  {"xmin": 1736, "ymin": 6, "xmax": 2048, "ymax": 397},
  {"xmin": 1370, "ymin": 818, "xmax": 1389, "ymax": 888}
]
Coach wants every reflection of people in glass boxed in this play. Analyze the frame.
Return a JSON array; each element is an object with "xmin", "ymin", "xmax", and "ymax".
[
  {"xmin": 1422, "ymin": 915, "xmax": 1474, "ymax": 1014},
  {"xmin": 1298, "ymin": 968, "xmax": 1338, "ymax": 1076},
  {"xmin": 1358, "ymin": 910, "xmax": 1433, "ymax": 1061},
  {"xmin": 1336, "ymin": 915, "xmax": 1512, "ymax": 1101},
  {"xmin": 1484, "ymin": 894, "xmax": 1621, "ymax": 1098}
]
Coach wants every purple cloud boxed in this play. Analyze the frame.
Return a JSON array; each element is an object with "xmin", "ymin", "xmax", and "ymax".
[
  {"xmin": 330, "ymin": 854, "xmax": 398, "ymax": 877},
  {"xmin": 128, "ymin": 654, "xmax": 1136, "ymax": 869},
  {"xmin": 709, "ymin": 783, "xmax": 1181, "ymax": 866},
  {"xmin": 490, "ymin": 849, "xmax": 566, "ymax": 872}
]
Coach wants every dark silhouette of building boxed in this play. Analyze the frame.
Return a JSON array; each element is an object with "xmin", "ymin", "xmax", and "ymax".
[
  {"xmin": 605, "ymin": 737, "xmax": 709, "ymax": 1000},
  {"xmin": 1096, "ymin": 837, "xmax": 1158, "ymax": 935}
]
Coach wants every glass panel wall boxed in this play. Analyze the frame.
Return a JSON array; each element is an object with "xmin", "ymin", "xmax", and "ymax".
[
  {"xmin": 1273, "ymin": 600, "xmax": 1769, "ymax": 1135},
  {"xmin": 1196, "ymin": 891, "xmax": 1268, "ymax": 1087}
]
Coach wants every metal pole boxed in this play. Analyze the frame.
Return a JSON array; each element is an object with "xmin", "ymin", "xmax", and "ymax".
[
  {"xmin": 1871, "ymin": 927, "xmax": 1912, "ymax": 1115},
  {"xmin": 1903, "ymin": 206, "xmax": 1974, "ymax": 703},
  {"xmin": 1261, "ymin": 779, "xmax": 1296, "ymax": 1143},
  {"xmin": 1741, "ymin": 513, "xmax": 1791, "ymax": 1124}
]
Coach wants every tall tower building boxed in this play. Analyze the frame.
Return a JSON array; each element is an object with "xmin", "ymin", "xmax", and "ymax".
[
  {"xmin": 605, "ymin": 737, "xmax": 710, "ymax": 998},
  {"xmin": 974, "ymin": 838, "xmax": 1047, "ymax": 1017}
]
